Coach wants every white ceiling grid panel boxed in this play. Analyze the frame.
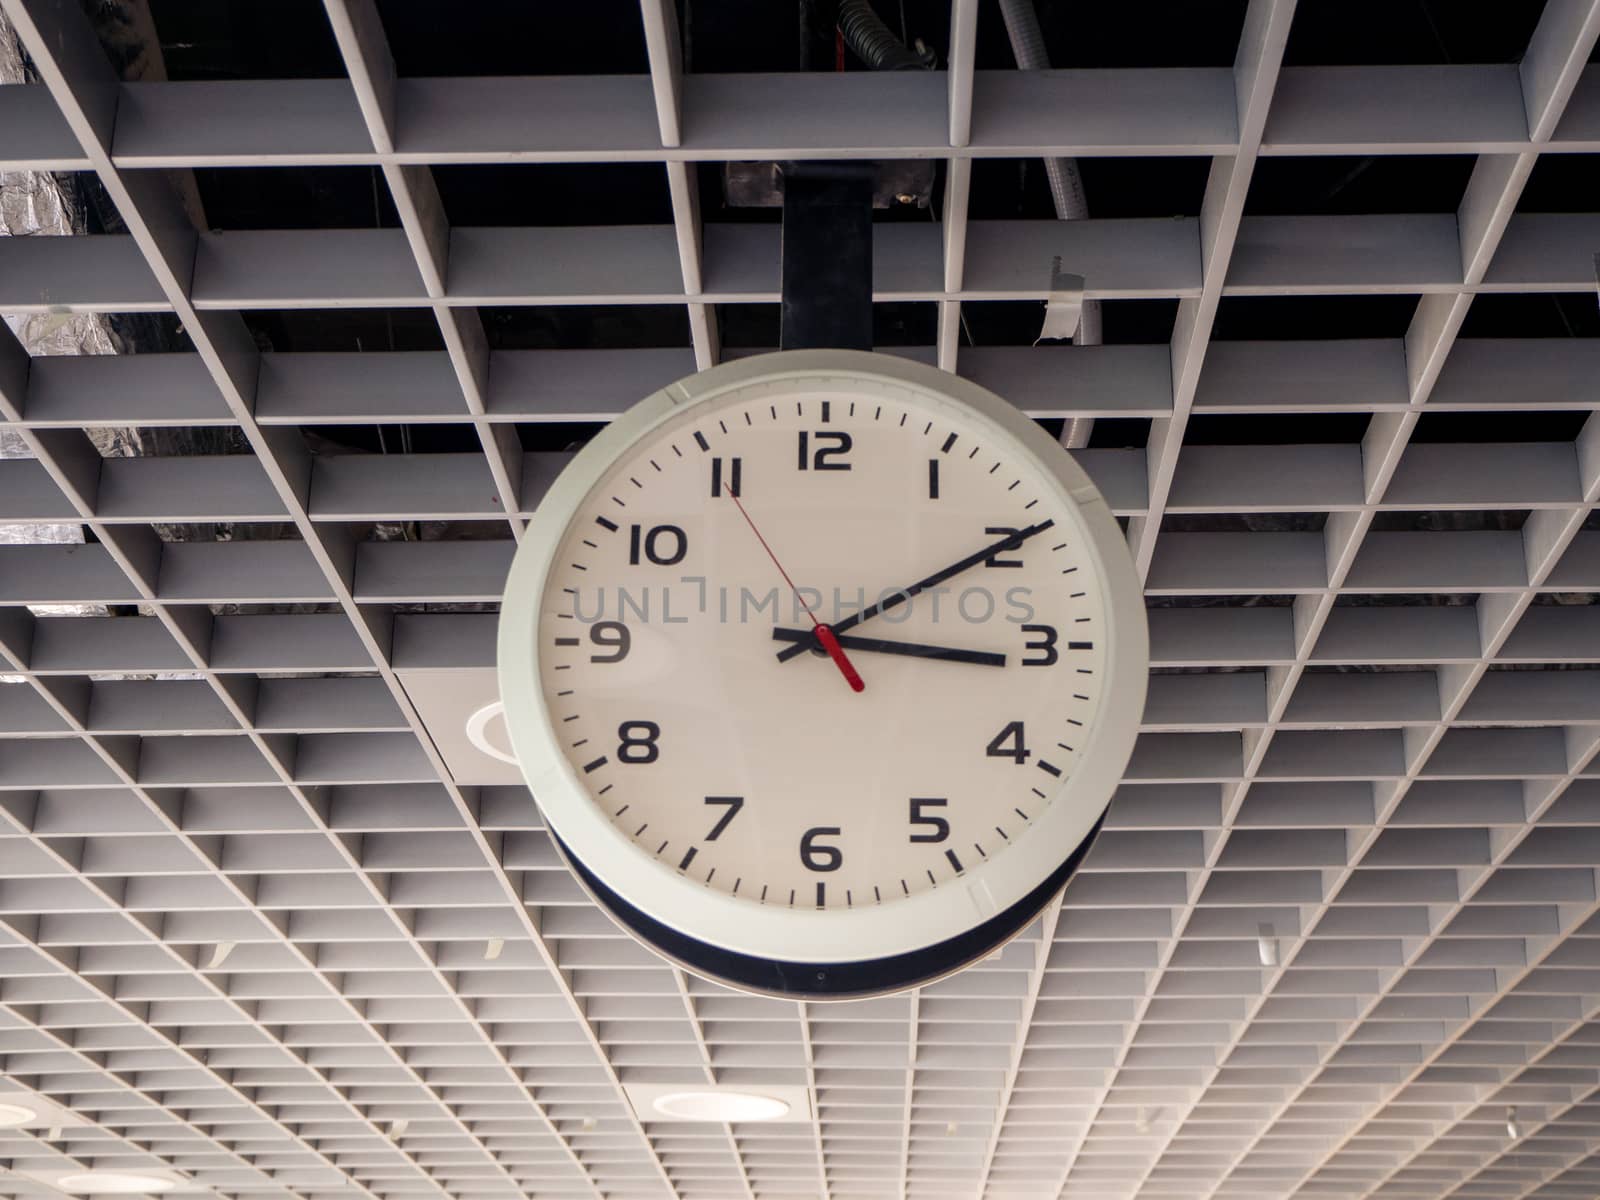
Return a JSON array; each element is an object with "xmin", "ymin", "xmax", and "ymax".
[{"xmin": 0, "ymin": 0, "xmax": 1597, "ymax": 1198}]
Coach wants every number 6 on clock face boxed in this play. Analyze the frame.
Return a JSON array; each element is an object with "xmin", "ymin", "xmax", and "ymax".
[{"xmin": 498, "ymin": 350, "xmax": 1147, "ymax": 998}]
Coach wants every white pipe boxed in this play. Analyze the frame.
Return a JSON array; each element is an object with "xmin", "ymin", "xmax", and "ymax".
[{"xmin": 996, "ymin": 0, "xmax": 1098, "ymax": 449}]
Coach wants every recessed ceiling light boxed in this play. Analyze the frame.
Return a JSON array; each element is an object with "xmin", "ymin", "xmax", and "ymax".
[
  {"xmin": 55, "ymin": 1172, "xmax": 179, "ymax": 1194},
  {"xmin": 0, "ymin": 1101, "xmax": 36, "ymax": 1127},
  {"xmin": 651, "ymin": 1090, "xmax": 789, "ymax": 1122},
  {"xmin": 464, "ymin": 700, "xmax": 517, "ymax": 764}
]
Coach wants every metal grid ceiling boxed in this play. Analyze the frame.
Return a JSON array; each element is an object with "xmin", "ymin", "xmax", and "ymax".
[{"xmin": 1, "ymin": 1, "xmax": 1600, "ymax": 1198}]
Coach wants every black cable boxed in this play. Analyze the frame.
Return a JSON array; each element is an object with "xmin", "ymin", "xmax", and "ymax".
[{"xmin": 836, "ymin": 0, "xmax": 927, "ymax": 70}]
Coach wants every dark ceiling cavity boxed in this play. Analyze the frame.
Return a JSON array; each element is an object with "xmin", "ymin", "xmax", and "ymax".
[
  {"xmin": 145, "ymin": 0, "xmax": 347, "ymax": 77},
  {"xmin": 1244, "ymin": 155, "xmax": 1478, "ymax": 216},
  {"xmin": 1210, "ymin": 295, "xmax": 1423, "ymax": 340},
  {"xmin": 240, "ymin": 309, "xmax": 446, "ymax": 354},
  {"xmin": 480, "ymin": 305, "xmax": 693, "ymax": 351},
  {"xmin": 1184, "ymin": 413, "xmax": 1376, "ymax": 446},
  {"xmin": 1282, "ymin": 0, "xmax": 1549, "ymax": 65},
  {"xmin": 1517, "ymin": 154, "xmax": 1600, "ymax": 211},
  {"xmin": 191, "ymin": 166, "xmax": 402, "ymax": 230},
  {"xmin": 968, "ymin": 157, "xmax": 1212, "ymax": 220},
  {"xmin": 374, "ymin": 0, "xmax": 651, "ymax": 75},
  {"xmin": 89, "ymin": 3, "xmax": 1600, "ymax": 502},
  {"xmin": 1457, "ymin": 293, "xmax": 1600, "ymax": 338}
]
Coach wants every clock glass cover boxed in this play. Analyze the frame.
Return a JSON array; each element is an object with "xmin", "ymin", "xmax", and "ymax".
[{"xmin": 499, "ymin": 351, "xmax": 1146, "ymax": 996}]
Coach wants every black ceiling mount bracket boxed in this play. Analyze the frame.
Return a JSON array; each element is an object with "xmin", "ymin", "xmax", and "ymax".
[{"xmin": 779, "ymin": 161, "xmax": 876, "ymax": 352}]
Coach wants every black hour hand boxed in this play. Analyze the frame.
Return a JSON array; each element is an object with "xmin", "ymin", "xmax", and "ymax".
[{"xmin": 772, "ymin": 627, "xmax": 1005, "ymax": 668}]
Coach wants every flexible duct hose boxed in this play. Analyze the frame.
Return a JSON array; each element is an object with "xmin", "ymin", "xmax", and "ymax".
[
  {"xmin": 837, "ymin": 0, "xmax": 929, "ymax": 70},
  {"xmin": 997, "ymin": 0, "xmax": 1098, "ymax": 447},
  {"xmin": 997, "ymin": 0, "xmax": 1089, "ymax": 224}
]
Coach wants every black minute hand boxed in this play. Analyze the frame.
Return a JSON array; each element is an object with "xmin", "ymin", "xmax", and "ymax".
[{"xmin": 775, "ymin": 519, "xmax": 1055, "ymax": 664}]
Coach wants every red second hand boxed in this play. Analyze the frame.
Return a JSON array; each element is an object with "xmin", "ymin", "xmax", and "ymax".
[
  {"xmin": 727, "ymin": 490, "xmax": 865, "ymax": 694},
  {"xmin": 812, "ymin": 624, "xmax": 865, "ymax": 692}
]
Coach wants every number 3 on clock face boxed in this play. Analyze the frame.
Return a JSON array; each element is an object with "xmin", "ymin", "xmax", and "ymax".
[{"xmin": 497, "ymin": 351, "xmax": 1147, "ymax": 996}]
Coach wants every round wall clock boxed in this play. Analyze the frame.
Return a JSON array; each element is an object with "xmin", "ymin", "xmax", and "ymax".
[{"xmin": 499, "ymin": 350, "xmax": 1147, "ymax": 998}]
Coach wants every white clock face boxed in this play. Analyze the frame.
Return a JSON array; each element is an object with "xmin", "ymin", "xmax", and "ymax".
[{"xmin": 501, "ymin": 353, "xmax": 1145, "ymax": 970}]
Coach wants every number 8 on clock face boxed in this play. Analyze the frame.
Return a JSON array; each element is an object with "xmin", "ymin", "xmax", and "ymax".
[{"xmin": 498, "ymin": 351, "xmax": 1147, "ymax": 998}]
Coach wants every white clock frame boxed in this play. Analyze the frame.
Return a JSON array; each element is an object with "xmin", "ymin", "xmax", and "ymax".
[{"xmin": 499, "ymin": 350, "xmax": 1147, "ymax": 990}]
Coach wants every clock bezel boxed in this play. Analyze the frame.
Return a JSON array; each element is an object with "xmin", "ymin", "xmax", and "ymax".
[{"xmin": 499, "ymin": 350, "xmax": 1147, "ymax": 967}]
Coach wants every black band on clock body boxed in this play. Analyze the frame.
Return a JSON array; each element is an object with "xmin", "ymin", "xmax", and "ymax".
[{"xmin": 552, "ymin": 815, "xmax": 1106, "ymax": 999}]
